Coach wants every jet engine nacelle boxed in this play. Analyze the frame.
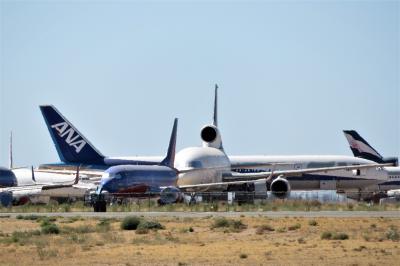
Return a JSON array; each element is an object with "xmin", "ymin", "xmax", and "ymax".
[
  {"xmin": 0, "ymin": 191, "xmax": 13, "ymax": 207},
  {"xmin": 200, "ymin": 125, "xmax": 223, "ymax": 150},
  {"xmin": 382, "ymin": 157, "xmax": 398, "ymax": 167},
  {"xmin": 159, "ymin": 186, "xmax": 182, "ymax": 205},
  {"xmin": 270, "ymin": 176, "xmax": 291, "ymax": 199}
]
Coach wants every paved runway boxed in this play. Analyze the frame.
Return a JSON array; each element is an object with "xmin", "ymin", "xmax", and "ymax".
[{"xmin": 0, "ymin": 211, "xmax": 399, "ymax": 218}]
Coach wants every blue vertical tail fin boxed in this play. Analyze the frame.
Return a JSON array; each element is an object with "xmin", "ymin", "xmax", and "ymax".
[
  {"xmin": 160, "ymin": 118, "xmax": 178, "ymax": 168},
  {"xmin": 40, "ymin": 105, "xmax": 105, "ymax": 164}
]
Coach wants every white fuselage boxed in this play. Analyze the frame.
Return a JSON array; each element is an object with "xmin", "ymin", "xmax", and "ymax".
[
  {"xmin": 230, "ymin": 155, "xmax": 388, "ymax": 190},
  {"xmin": 175, "ymin": 147, "xmax": 231, "ymax": 190},
  {"xmin": 12, "ymin": 168, "xmax": 76, "ymax": 186},
  {"xmin": 175, "ymin": 151, "xmax": 388, "ymax": 191},
  {"xmin": 359, "ymin": 166, "xmax": 400, "ymax": 193}
]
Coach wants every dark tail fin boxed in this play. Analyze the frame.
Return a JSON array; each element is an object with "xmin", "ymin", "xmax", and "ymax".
[
  {"xmin": 343, "ymin": 130, "xmax": 383, "ymax": 162},
  {"xmin": 160, "ymin": 118, "xmax": 178, "ymax": 168},
  {"xmin": 40, "ymin": 105, "xmax": 105, "ymax": 164},
  {"xmin": 213, "ymin": 84, "xmax": 218, "ymax": 127},
  {"xmin": 9, "ymin": 131, "xmax": 13, "ymax": 169},
  {"xmin": 343, "ymin": 130, "xmax": 398, "ymax": 166}
]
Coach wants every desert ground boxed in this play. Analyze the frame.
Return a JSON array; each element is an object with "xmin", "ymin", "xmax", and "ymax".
[{"xmin": 0, "ymin": 214, "xmax": 399, "ymax": 266}]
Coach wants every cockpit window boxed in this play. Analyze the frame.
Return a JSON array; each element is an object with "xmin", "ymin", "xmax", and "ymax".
[
  {"xmin": 187, "ymin": 161, "xmax": 202, "ymax": 168},
  {"xmin": 114, "ymin": 174, "xmax": 122, "ymax": 179}
]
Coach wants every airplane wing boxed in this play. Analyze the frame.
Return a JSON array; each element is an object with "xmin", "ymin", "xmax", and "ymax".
[
  {"xmin": 178, "ymin": 163, "xmax": 390, "ymax": 189},
  {"xmin": 227, "ymin": 163, "xmax": 391, "ymax": 180},
  {"xmin": 0, "ymin": 185, "xmax": 44, "ymax": 193},
  {"xmin": 35, "ymin": 169, "xmax": 104, "ymax": 179},
  {"xmin": 72, "ymin": 181, "xmax": 98, "ymax": 190},
  {"xmin": 230, "ymin": 162, "xmax": 294, "ymax": 169}
]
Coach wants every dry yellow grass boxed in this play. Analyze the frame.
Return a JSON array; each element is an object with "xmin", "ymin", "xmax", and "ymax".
[{"xmin": 0, "ymin": 216, "xmax": 399, "ymax": 265}]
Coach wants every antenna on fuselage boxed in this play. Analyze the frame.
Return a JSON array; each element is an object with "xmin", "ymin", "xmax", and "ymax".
[
  {"xmin": 9, "ymin": 131, "xmax": 13, "ymax": 169},
  {"xmin": 213, "ymin": 84, "xmax": 218, "ymax": 127}
]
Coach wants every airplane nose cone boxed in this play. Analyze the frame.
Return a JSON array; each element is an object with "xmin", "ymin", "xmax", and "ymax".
[{"xmin": 0, "ymin": 168, "xmax": 17, "ymax": 187}]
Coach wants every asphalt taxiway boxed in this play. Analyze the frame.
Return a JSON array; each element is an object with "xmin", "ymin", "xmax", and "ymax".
[{"xmin": 1, "ymin": 211, "xmax": 399, "ymax": 219}]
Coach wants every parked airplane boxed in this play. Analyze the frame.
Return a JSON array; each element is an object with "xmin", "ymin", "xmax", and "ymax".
[
  {"xmin": 343, "ymin": 130, "xmax": 400, "ymax": 199},
  {"xmin": 37, "ymin": 88, "xmax": 395, "ymax": 200},
  {"xmin": 172, "ymin": 86, "xmax": 392, "ymax": 198},
  {"xmin": 0, "ymin": 132, "xmax": 91, "ymax": 206},
  {"xmin": 93, "ymin": 118, "xmax": 388, "ymax": 211},
  {"xmin": 0, "ymin": 166, "xmax": 80, "ymax": 206},
  {"xmin": 38, "ymin": 105, "xmax": 280, "ymax": 176},
  {"xmin": 39, "ymin": 105, "xmax": 164, "ymax": 171}
]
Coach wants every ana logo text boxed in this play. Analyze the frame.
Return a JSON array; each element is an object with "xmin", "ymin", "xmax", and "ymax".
[{"xmin": 51, "ymin": 122, "xmax": 86, "ymax": 153}]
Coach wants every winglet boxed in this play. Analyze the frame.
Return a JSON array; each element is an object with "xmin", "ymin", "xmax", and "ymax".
[
  {"xmin": 160, "ymin": 118, "xmax": 178, "ymax": 168},
  {"xmin": 213, "ymin": 84, "xmax": 218, "ymax": 127}
]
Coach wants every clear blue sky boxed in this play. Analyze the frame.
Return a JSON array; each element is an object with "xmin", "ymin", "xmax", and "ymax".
[{"xmin": 0, "ymin": 1, "xmax": 399, "ymax": 167}]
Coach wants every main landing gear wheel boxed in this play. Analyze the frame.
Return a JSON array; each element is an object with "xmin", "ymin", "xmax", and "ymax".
[{"xmin": 93, "ymin": 200, "xmax": 107, "ymax": 212}]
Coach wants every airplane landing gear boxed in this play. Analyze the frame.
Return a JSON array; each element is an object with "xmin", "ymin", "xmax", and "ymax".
[
  {"xmin": 92, "ymin": 194, "xmax": 107, "ymax": 212},
  {"xmin": 93, "ymin": 200, "xmax": 107, "ymax": 212}
]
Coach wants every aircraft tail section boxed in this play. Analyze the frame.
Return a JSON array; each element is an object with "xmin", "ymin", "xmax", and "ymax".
[
  {"xmin": 40, "ymin": 105, "xmax": 105, "ymax": 165},
  {"xmin": 343, "ymin": 130, "xmax": 398, "ymax": 166},
  {"xmin": 160, "ymin": 118, "xmax": 178, "ymax": 168},
  {"xmin": 201, "ymin": 84, "xmax": 224, "ymax": 151},
  {"xmin": 9, "ymin": 131, "xmax": 13, "ymax": 169}
]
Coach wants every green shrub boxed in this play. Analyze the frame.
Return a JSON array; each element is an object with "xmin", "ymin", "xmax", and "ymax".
[
  {"xmin": 386, "ymin": 227, "xmax": 400, "ymax": 241},
  {"xmin": 74, "ymin": 225, "xmax": 95, "ymax": 234},
  {"xmin": 121, "ymin": 216, "xmax": 141, "ymax": 230},
  {"xmin": 256, "ymin": 224, "xmax": 275, "ymax": 234},
  {"xmin": 239, "ymin": 253, "xmax": 248, "ymax": 259},
  {"xmin": 41, "ymin": 223, "xmax": 60, "ymax": 235},
  {"xmin": 16, "ymin": 214, "xmax": 41, "ymax": 221},
  {"xmin": 288, "ymin": 223, "xmax": 301, "ymax": 231},
  {"xmin": 332, "ymin": 233, "xmax": 349, "ymax": 240},
  {"xmin": 321, "ymin": 231, "xmax": 348, "ymax": 240},
  {"xmin": 308, "ymin": 220, "xmax": 318, "ymax": 226},
  {"xmin": 188, "ymin": 227, "xmax": 194, "ymax": 232},
  {"xmin": 10, "ymin": 230, "xmax": 41, "ymax": 244},
  {"xmin": 135, "ymin": 228, "xmax": 149, "ymax": 234},
  {"xmin": 39, "ymin": 217, "xmax": 57, "ymax": 227},
  {"xmin": 137, "ymin": 220, "xmax": 165, "ymax": 230},
  {"xmin": 212, "ymin": 217, "xmax": 230, "ymax": 228},
  {"xmin": 321, "ymin": 231, "xmax": 332, "ymax": 240},
  {"xmin": 231, "ymin": 220, "xmax": 247, "ymax": 231},
  {"xmin": 276, "ymin": 227, "xmax": 287, "ymax": 233},
  {"xmin": 211, "ymin": 218, "xmax": 246, "ymax": 232}
]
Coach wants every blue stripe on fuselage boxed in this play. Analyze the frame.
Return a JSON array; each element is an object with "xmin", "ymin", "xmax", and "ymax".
[{"xmin": 285, "ymin": 174, "xmax": 375, "ymax": 181}]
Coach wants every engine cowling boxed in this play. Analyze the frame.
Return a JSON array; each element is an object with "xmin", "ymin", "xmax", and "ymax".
[
  {"xmin": 0, "ymin": 191, "xmax": 13, "ymax": 207},
  {"xmin": 270, "ymin": 176, "xmax": 291, "ymax": 199},
  {"xmin": 383, "ymin": 157, "xmax": 398, "ymax": 167},
  {"xmin": 159, "ymin": 187, "xmax": 182, "ymax": 205},
  {"xmin": 200, "ymin": 125, "xmax": 223, "ymax": 150}
]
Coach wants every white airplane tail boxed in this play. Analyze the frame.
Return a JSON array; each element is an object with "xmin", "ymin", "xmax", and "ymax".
[{"xmin": 201, "ymin": 84, "xmax": 224, "ymax": 150}]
